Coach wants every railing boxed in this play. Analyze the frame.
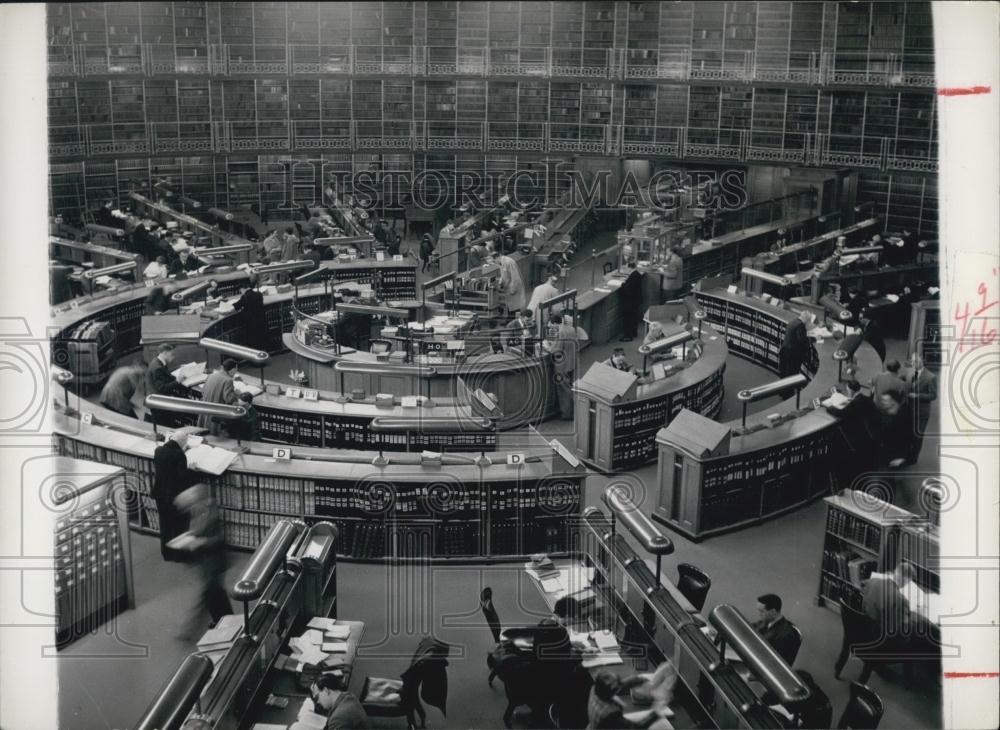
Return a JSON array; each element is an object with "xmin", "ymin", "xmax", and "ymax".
[
  {"xmin": 47, "ymin": 43, "xmax": 936, "ymax": 88},
  {"xmin": 47, "ymin": 121, "xmax": 938, "ymax": 173}
]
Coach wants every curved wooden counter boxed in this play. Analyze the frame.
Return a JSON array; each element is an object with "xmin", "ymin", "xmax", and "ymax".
[
  {"xmin": 52, "ymin": 403, "xmax": 586, "ymax": 561},
  {"xmin": 653, "ymin": 289, "xmax": 882, "ymax": 540},
  {"xmin": 284, "ymin": 330, "xmax": 556, "ymax": 429},
  {"xmin": 573, "ymin": 301, "xmax": 728, "ymax": 471}
]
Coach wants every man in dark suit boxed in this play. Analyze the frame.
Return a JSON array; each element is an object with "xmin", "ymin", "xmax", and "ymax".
[
  {"xmin": 753, "ymin": 594, "xmax": 801, "ymax": 666},
  {"xmin": 152, "ymin": 431, "xmax": 197, "ymax": 562},
  {"xmin": 860, "ymin": 313, "xmax": 887, "ymax": 363},
  {"xmin": 778, "ymin": 310, "xmax": 812, "ymax": 378},
  {"xmin": 619, "ymin": 261, "xmax": 644, "ymax": 342},
  {"xmin": 145, "ymin": 343, "xmax": 182, "ymax": 397},
  {"xmin": 233, "ymin": 277, "xmax": 268, "ymax": 352},
  {"xmin": 906, "ymin": 353, "xmax": 938, "ymax": 464},
  {"xmin": 199, "ymin": 359, "xmax": 239, "ymax": 435},
  {"xmin": 872, "ymin": 359, "xmax": 907, "ymax": 410}
]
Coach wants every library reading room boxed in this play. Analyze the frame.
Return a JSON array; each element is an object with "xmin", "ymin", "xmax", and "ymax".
[{"xmin": 8, "ymin": 2, "xmax": 995, "ymax": 730}]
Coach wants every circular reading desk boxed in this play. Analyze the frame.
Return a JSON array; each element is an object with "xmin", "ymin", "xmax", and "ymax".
[{"xmin": 49, "ymin": 263, "xmax": 583, "ymax": 562}]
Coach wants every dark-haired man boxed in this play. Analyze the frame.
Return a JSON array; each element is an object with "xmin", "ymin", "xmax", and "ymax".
[
  {"xmin": 310, "ymin": 673, "xmax": 370, "ymax": 730},
  {"xmin": 199, "ymin": 358, "xmax": 239, "ymax": 434},
  {"xmin": 753, "ymin": 594, "xmax": 801, "ymax": 666}
]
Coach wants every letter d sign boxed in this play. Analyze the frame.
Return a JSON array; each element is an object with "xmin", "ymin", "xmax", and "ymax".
[
  {"xmin": 506, "ymin": 453, "xmax": 524, "ymax": 466},
  {"xmin": 273, "ymin": 447, "xmax": 291, "ymax": 461}
]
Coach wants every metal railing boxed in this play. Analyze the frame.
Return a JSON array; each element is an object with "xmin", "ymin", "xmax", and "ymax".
[
  {"xmin": 47, "ymin": 43, "xmax": 936, "ymax": 89},
  {"xmin": 49, "ymin": 120, "xmax": 938, "ymax": 174}
]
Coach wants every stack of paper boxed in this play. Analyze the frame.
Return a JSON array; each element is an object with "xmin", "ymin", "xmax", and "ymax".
[
  {"xmin": 581, "ymin": 653, "xmax": 624, "ymax": 669},
  {"xmin": 173, "ymin": 361, "xmax": 208, "ymax": 386},
  {"xmin": 197, "ymin": 614, "xmax": 243, "ymax": 653}
]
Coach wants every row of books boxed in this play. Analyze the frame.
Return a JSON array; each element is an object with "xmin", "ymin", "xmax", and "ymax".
[
  {"xmin": 221, "ymin": 508, "xmax": 261, "ymax": 548},
  {"xmin": 821, "ymin": 549, "xmax": 877, "ymax": 588},
  {"xmin": 826, "ymin": 508, "xmax": 882, "ymax": 552},
  {"xmin": 819, "ymin": 575, "xmax": 865, "ymax": 611}
]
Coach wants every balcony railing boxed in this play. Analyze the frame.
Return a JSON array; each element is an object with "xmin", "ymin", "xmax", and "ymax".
[
  {"xmin": 47, "ymin": 120, "xmax": 938, "ymax": 173},
  {"xmin": 46, "ymin": 43, "xmax": 936, "ymax": 89}
]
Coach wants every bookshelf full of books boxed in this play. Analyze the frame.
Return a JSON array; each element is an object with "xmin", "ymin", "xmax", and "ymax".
[
  {"xmin": 817, "ymin": 490, "xmax": 935, "ymax": 612},
  {"xmin": 54, "ymin": 429, "xmax": 584, "ymax": 562},
  {"xmin": 695, "ymin": 289, "xmax": 819, "ymax": 374}
]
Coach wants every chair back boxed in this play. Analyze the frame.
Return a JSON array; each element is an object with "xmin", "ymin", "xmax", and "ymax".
[
  {"xmin": 369, "ymin": 338, "xmax": 393, "ymax": 354},
  {"xmin": 787, "ymin": 624, "xmax": 803, "ymax": 666},
  {"xmin": 837, "ymin": 682, "xmax": 883, "ymax": 729},
  {"xmin": 676, "ymin": 563, "xmax": 711, "ymax": 612},
  {"xmin": 838, "ymin": 599, "xmax": 875, "ymax": 646}
]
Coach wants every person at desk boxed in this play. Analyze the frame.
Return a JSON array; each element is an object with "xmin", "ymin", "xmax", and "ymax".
[
  {"xmin": 374, "ymin": 218, "xmax": 391, "ymax": 245},
  {"xmin": 619, "ymin": 261, "xmax": 644, "ymax": 342},
  {"xmin": 280, "ymin": 227, "xmax": 301, "ymax": 262},
  {"xmin": 146, "ymin": 343, "xmax": 184, "ymax": 397},
  {"xmin": 778, "ymin": 310, "xmax": 812, "ymax": 378},
  {"xmin": 506, "ymin": 308, "xmax": 534, "ymax": 337},
  {"xmin": 261, "ymin": 229, "xmax": 284, "ymax": 262},
  {"xmin": 152, "ymin": 430, "xmax": 197, "ymax": 562},
  {"xmin": 495, "ymin": 250, "xmax": 526, "ymax": 315},
  {"xmin": 168, "ymin": 247, "xmax": 202, "ymax": 277},
  {"xmin": 602, "ymin": 347, "xmax": 633, "ymax": 373},
  {"xmin": 143, "ymin": 255, "xmax": 169, "ymax": 281},
  {"xmin": 770, "ymin": 228, "xmax": 788, "ymax": 253},
  {"xmin": 198, "ymin": 359, "xmax": 239, "ymax": 435},
  {"xmin": 643, "ymin": 321, "xmax": 665, "ymax": 348},
  {"xmin": 467, "ymin": 240, "xmax": 488, "ymax": 270},
  {"xmin": 228, "ymin": 391, "xmax": 260, "ymax": 441},
  {"xmin": 543, "ymin": 314, "xmax": 578, "ymax": 420},
  {"xmin": 753, "ymin": 594, "xmax": 801, "ymax": 667},
  {"xmin": 845, "ymin": 286, "xmax": 869, "ymax": 326},
  {"xmin": 100, "ymin": 363, "xmax": 145, "ymax": 419},
  {"xmin": 389, "ymin": 233, "xmax": 403, "ymax": 257},
  {"xmin": 310, "ymin": 673, "xmax": 371, "ymax": 730},
  {"xmin": 145, "ymin": 285, "xmax": 173, "ymax": 316},
  {"xmin": 306, "ymin": 210, "xmax": 325, "ymax": 237},
  {"xmin": 302, "ymin": 240, "xmax": 322, "ymax": 270},
  {"xmin": 862, "ymin": 561, "xmax": 916, "ymax": 639},
  {"xmin": 587, "ymin": 671, "xmax": 650, "ymax": 730}
]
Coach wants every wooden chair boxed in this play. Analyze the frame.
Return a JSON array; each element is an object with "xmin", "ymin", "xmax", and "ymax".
[
  {"xmin": 833, "ymin": 599, "xmax": 877, "ymax": 680},
  {"xmin": 676, "ymin": 563, "xmax": 711, "ymax": 612},
  {"xmin": 836, "ymin": 682, "xmax": 884, "ymax": 729}
]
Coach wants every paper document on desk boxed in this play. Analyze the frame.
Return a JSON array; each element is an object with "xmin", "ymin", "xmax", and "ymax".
[
  {"xmin": 233, "ymin": 379, "xmax": 263, "ymax": 396},
  {"xmin": 540, "ymin": 576, "xmax": 564, "ymax": 593},
  {"xmin": 300, "ymin": 629, "xmax": 324, "ymax": 646},
  {"xmin": 186, "ymin": 444, "xmax": 239, "ymax": 475},
  {"xmin": 173, "ymin": 361, "xmax": 207, "ymax": 384},
  {"xmin": 322, "ymin": 641, "xmax": 349, "ymax": 653},
  {"xmin": 582, "ymin": 653, "xmax": 623, "ymax": 669},
  {"xmin": 593, "ymin": 630, "xmax": 619, "ymax": 651},
  {"xmin": 324, "ymin": 625, "xmax": 352, "ymax": 639},
  {"xmin": 822, "ymin": 392, "xmax": 851, "ymax": 410}
]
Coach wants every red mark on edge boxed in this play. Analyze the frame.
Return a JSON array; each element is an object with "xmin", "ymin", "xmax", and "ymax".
[
  {"xmin": 943, "ymin": 672, "xmax": 1000, "ymax": 679},
  {"xmin": 938, "ymin": 85, "xmax": 992, "ymax": 96}
]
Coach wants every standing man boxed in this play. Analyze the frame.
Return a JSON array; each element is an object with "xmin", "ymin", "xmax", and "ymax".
[
  {"xmin": 778, "ymin": 310, "xmax": 812, "ymax": 378},
  {"xmin": 603, "ymin": 347, "xmax": 633, "ymax": 373},
  {"xmin": 873, "ymin": 359, "xmax": 907, "ymax": 411},
  {"xmin": 661, "ymin": 246, "xmax": 684, "ymax": 303},
  {"xmin": 527, "ymin": 272, "xmax": 562, "ymax": 334},
  {"xmin": 100, "ymin": 363, "xmax": 145, "ymax": 418},
  {"xmin": 906, "ymin": 353, "xmax": 938, "ymax": 464},
  {"xmin": 152, "ymin": 431, "xmax": 197, "ymax": 562},
  {"xmin": 174, "ymin": 483, "xmax": 233, "ymax": 637},
  {"xmin": 199, "ymin": 359, "xmax": 239, "ymax": 435},
  {"xmin": 419, "ymin": 233, "xmax": 435, "ymax": 273},
  {"xmin": 146, "ymin": 343, "xmax": 183, "ymax": 397},
  {"xmin": 860, "ymin": 313, "xmax": 887, "ymax": 363},
  {"xmin": 752, "ymin": 594, "xmax": 802, "ymax": 667},
  {"xmin": 280, "ymin": 227, "xmax": 301, "ymax": 262},
  {"xmin": 619, "ymin": 261, "xmax": 644, "ymax": 342},
  {"xmin": 495, "ymin": 250, "xmax": 526, "ymax": 316},
  {"xmin": 233, "ymin": 277, "xmax": 268, "ymax": 352},
  {"xmin": 261, "ymin": 229, "xmax": 283, "ymax": 262},
  {"xmin": 543, "ymin": 314, "xmax": 578, "ymax": 420}
]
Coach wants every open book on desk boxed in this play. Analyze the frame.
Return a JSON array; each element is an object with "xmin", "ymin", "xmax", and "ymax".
[{"xmin": 186, "ymin": 444, "xmax": 240, "ymax": 475}]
